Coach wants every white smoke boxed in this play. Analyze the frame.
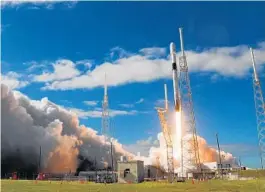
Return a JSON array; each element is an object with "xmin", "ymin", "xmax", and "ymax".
[
  {"xmin": 1, "ymin": 83, "xmax": 236, "ymax": 174},
  {"xmin": 1, "ymin": 83, "xmax": 134, "ymax": 174},
  {"xmin": 134, "ymin": 129, "xmax": 237, "ymax": 172}
]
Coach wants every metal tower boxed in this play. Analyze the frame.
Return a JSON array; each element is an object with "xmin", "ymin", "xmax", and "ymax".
[
  {"xmin": 250, "ymin": 48, "xmax": 265, "ymax": 169},
  {"xmin": 178, "ymin": 28, "xmax": 201, "ymax": 177},
  {"xmin": 155, "ymin": 84, "xmax": 174, "ymax": 183},
  {"xmin": 216, "ymin": 133, "xmax": 223, "ymax": 179},
  {"xmin": 101, "ymin": 73, "xmax": 111, "ymax": 170}
]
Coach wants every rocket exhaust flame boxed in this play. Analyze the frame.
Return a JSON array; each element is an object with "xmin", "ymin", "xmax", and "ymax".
[{"xmin": 174, "ymin": 111, "xmax": 182, "ymax": 160}]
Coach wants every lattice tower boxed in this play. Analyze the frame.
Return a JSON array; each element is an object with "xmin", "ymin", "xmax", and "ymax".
[
  {"xmin": 178, "ymin": 28, "xmax": 201, "ymax": 177},
  {"xmin": 101, "ymin": 73, "xmax": 111, "ymax": 170},
  {"xmin": 155, "ymin": 84, "xmax": 174, "ymax": 183},
  {"xmin": 250, "ymin": 48, "xmax": 265, "ymax": 169}
]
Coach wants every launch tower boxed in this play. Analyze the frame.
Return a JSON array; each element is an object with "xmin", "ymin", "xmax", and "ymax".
[
  {"xmin": 250, "ymin": 48, "xmax": 265, "ymax": 169},
  {"xmin": 178, "ymin": 28, "xmax": 201, "ymax": 176},
  {"xmin": 101, "ymin": 73, "xmax": 114, "ymax": 172},
  {"xmin": 155, "ymin": 84, "xmax": 174, "ymax": 183}
]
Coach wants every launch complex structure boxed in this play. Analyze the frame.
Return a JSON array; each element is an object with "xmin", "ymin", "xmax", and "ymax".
[
  {"xmin": 156, "ymin": 28, "xmax": 265, "ymax": 183},
  {"xmin": 98, "ymin": 27, "xmax": 265, "ymax": 184},
  {"xmin": 156, "ymin": 28, "xmax": 201, "ymax": 183}
]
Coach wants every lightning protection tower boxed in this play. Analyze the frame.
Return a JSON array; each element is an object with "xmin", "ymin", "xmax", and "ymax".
[
  {"xmin": 101, "ymin": 73, "xmax": 112, "ymax": 173},
  {"xmin": 155, "ymin": 84, "xmax": 174, "ymax": 183},
  {"xmin": 178, "ymin": 28, "xmax": 201, "ymax": 177},
  {"xmin": 250, "ymin": 48, "xmax": 265, "ymax": 169}
]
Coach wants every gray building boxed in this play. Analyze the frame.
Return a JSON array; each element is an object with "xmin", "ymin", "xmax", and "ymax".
[
  {"xmin": 144, "ymin": 165, "xmax": 165, "ymax": 180},
  {"xmin": 117, "ymin": 160, "xmax": 144, "ymax": 183}
]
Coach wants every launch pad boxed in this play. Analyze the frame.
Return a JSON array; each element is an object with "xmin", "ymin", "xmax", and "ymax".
[{"xmin": 155, "ymin": 27, "xmax": 202, "ymax": 182}]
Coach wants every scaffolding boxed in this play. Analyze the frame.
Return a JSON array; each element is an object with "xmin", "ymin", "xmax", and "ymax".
[
  {"xmin": 178, "ymin": 28, "xmax": 201, "ymax": 177},
  {"xmin": 250, "ymin": 48, "xmax": 265, "ymax": 169},
  {"xmin": 101, "ymin": 73, "xmax": 114, "ymax": 176},
  {"xmin": 155, "ymin": 84, "xmax": 174, "ymax": 183}
]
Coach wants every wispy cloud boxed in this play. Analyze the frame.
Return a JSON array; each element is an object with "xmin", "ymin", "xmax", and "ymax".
[
  {"xmin": 83, "ymin": 100, "xmax": 99, "ymax": 107},
  {"xmin": 140, "ymin": 47, "xmax": 166, "ymax": 58},
  {"xmin": 210, "ymin": 73, "xmax": 221, "ymax": 83},
  {"xmin": 135, "ymin": 98, "xmax": 144, "ymax": 104},
  {"xmin": 136, "ymin": 136, "xmax": 159, "ymax": 146},
  {"xmin": 109, "ymin": 46, "xmax": 131, "ymax": 60},
  {"xmin": 1, "ymin": 72, "xmax": 29, "ymax": 89},
  {"xmin": 24, "ymin": 60, "xmax": 48, "ymax": 72},
  {"xmin": 35, "ymin": 42, "xmax": 265, "ymax": 91},
  {"xmin": 124, "ymin": 136, "xmax": 159, "ymax": 156},
  {"xmin": 155, "ymin": 98, "xmax": 171, "ymax": 107},
  {"xmin": 68, "ymin": 107, "xmax": 138, "ymax": 119},
  {"xmin": 0, "ymin": 0, "xmax": 78, "ymax": 9},
  {"xmin": 33, "ymin": 59, "xmax": 80, "ymax": 82},
  {"xmin": 119, "ymin": 104, "xmax": 134, "ymax": 108},
  {"xmin": 119, "ymin": 98, "xmax": 144, "ymax": 108},
  {"xmin": 7, "ymin": 42, "xmax": 265, "ymax": 91}
]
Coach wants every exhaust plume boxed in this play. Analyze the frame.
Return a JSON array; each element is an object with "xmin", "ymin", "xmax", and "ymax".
[
  {"xmin": 135, "ymin": 128, "xmax": 237, "ymax": 171},
  {"xmin": 1, "ymin": 84, "xmax": 133, "ymax": 176},
  {"xmin": 1, "ymin": 83, "xmax": 236, "ymax": 176}
]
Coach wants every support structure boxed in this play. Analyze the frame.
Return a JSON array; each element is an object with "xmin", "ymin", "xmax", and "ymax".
[
  {"xmin": 110, "ymin": 139, "xmax": 115, "ymax": 175},
  {"xmin": 250, "ymin": 48, "xmax": 265, "ymax": 169},
  {"xmin": 101, "ymin": 73, "xmax": 112, "ymax": 172},
  {"xmin": 155, "ymin": 84, "xmax": 174, "ymax": 183},
  {"xmin": 216, "ymin": 133, "xmax": 223, "ymax": 179},
  {"xmin": 178, "ymin": 28, "xmax": 201, "ymax": 177}
]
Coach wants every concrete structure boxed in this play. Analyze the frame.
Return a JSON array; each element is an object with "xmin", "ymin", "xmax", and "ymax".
[
  {"xmin": 144, "ymin": 165, "xmax": 165, "ymax": 180},
  {"xmin": 117, "ymin": 160, "xmax": 144, "ymax": 183},
  {"xmin": 175, "ymin": 161, "xmax": 240, "ymax": 179}
]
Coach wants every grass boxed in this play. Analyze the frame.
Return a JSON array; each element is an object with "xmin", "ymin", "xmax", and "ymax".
[
  {"xmin": 1, "ymin": 179, "xmax": 265, "ymax": 192},
  {"xmin": 238, "ymin": 170, "xmax": 265, "ymax": 178}
]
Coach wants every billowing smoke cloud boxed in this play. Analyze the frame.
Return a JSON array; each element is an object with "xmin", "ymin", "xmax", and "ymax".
[
  {"xmin": 1, "ymin": 83, "xmax": 236, "ymax": 176},
  {"xmin": 134, "ymin": 132, "xmax": 236, "ymax": 172},
  {"xmin": 197, "ymin": 136, "xmax": 234, "ymax": 163},
  {"xmin": 1, "ymin": 84, "xmax": 134, "ymax": 176}
]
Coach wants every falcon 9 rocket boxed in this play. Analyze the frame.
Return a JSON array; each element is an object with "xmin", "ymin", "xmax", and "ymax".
[{"xmin": 170, "ymin": 42, "xmax": 181, "ymax": 112}]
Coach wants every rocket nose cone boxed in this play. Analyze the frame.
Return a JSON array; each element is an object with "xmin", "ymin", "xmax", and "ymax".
[{"xmin": 170, "ymin": 42, "xmax": 176, "ymax": 54}]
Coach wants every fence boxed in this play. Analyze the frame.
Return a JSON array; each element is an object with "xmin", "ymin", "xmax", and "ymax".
[{"xmin": 2, "ymin": 172, "xmax": 117, "ymax": 183}]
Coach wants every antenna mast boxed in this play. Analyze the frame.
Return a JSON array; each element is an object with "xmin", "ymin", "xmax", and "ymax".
[
  {"xmin": 178, "ymin": 28, "xmax": 201, "ymax": 177},
  {"xmin": 250, "ymin": 48, "xmax": 265, "ymax": 169}
]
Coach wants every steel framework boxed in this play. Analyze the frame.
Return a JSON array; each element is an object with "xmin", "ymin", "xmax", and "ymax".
[
  {"xmin": 250, "ymin": 48, "xmax": 265, "ymax": 169},
  {"xmin": 155, "ymin": 84, "xmax": 174, "ymax": 183},
  {"xmin": 101, "ymin": 73, "xmax": 111, "ymax": 170},
  {"xmin": 178, "ymin": 28, "xmax": 201, "ymax": 177}
]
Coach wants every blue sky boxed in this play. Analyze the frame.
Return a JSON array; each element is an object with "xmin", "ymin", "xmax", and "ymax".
[{"xmin": 1, "ymin": 1, "xmax": 265, "ymax": 168}]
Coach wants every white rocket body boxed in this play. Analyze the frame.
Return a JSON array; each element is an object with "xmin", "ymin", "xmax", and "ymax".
[{"xmin": 170, "ymin": 42, "xmax": 181, "ymax": 112}]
